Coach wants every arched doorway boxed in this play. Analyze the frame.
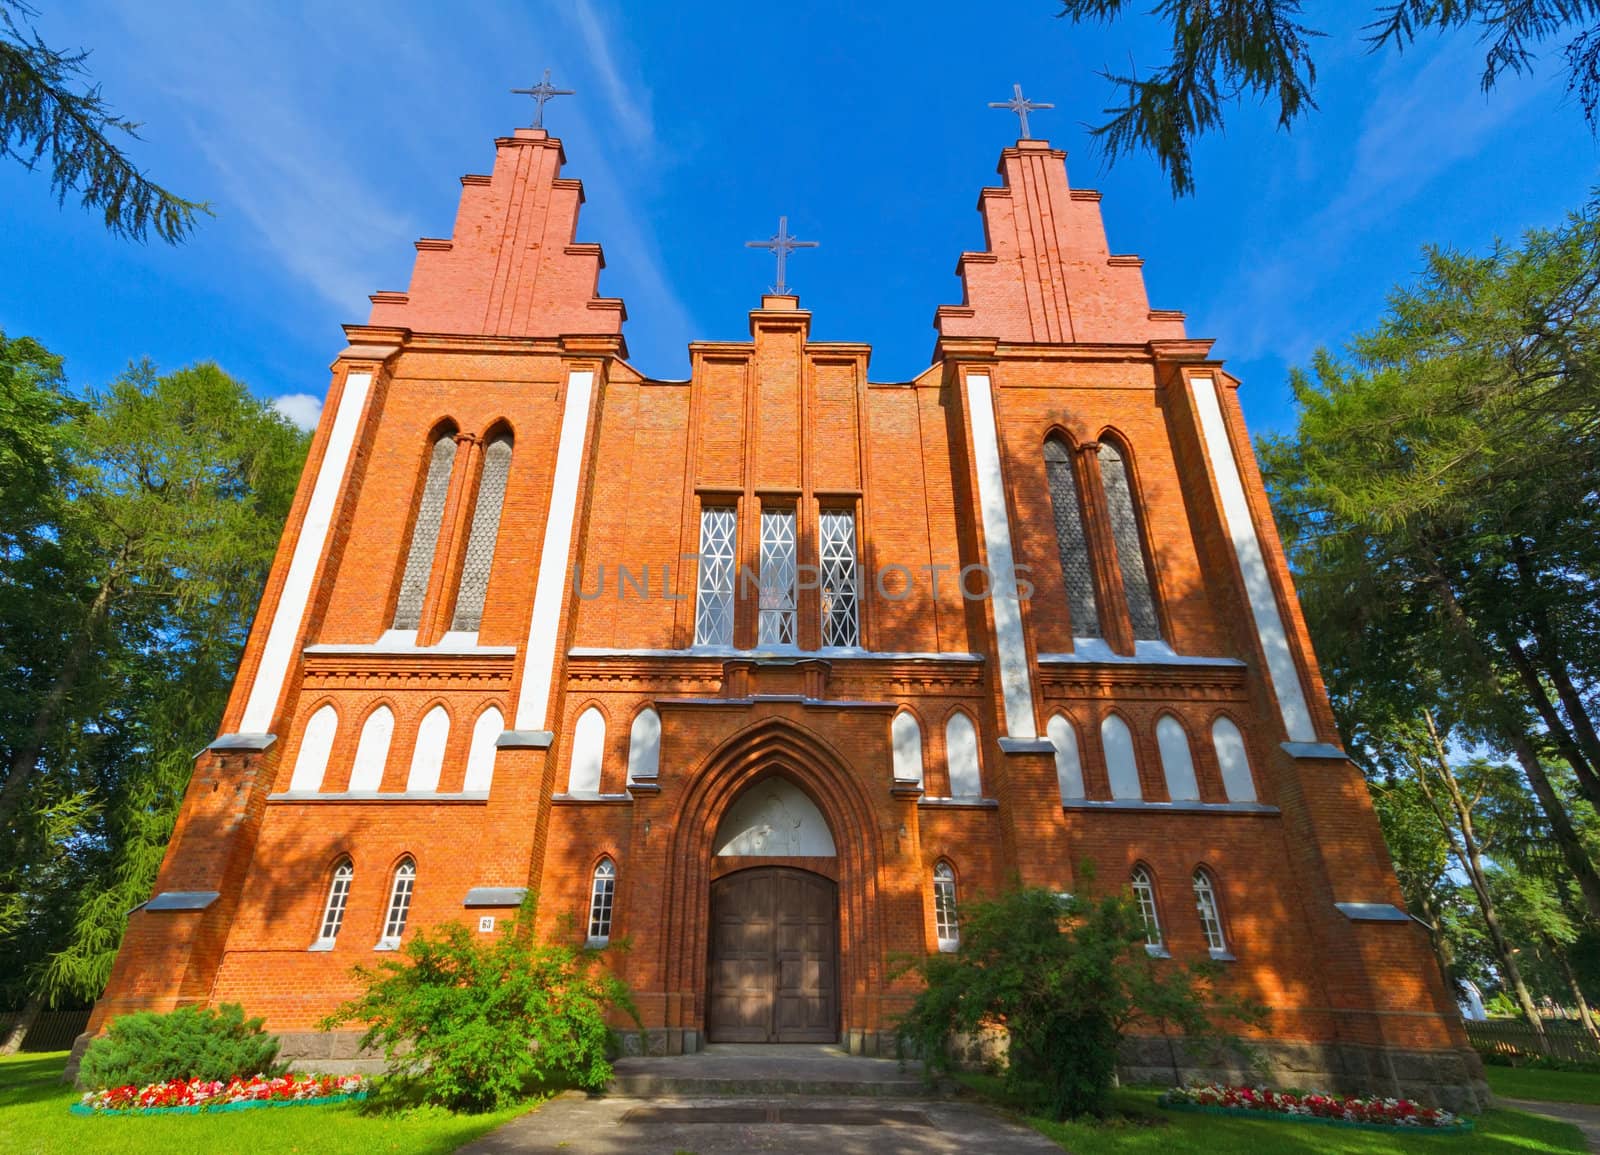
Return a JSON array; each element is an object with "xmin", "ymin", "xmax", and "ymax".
[{"xmin": 707, "ymin": 867, "xmax": 838, "ymax": 1042}]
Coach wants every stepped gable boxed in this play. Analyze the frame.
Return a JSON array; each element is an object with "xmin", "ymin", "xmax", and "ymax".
[
  {"xmin": 934, "ymin": 138, "xmax": 1187, "ymax": 346},
  {"xmin": 368, "ymin": 127, "xmax": 626, "ymax": 347}
]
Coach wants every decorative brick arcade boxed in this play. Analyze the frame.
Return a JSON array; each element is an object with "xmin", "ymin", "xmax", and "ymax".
[{"xmin": 84, "ymin": 124, "xmax": 1485, "ymax": 1109}]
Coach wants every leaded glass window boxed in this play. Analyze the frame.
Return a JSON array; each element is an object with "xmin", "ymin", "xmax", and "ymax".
[
  {"xmin": 819, "ymin": 510, "xmax": 859, "ymax": 648},
  {"xmin": 1131, "ymin": 866, "xmax": 1162, "ymax": 948},
  {"xmin": 451, "ymin": 433, "xmax": 513, "ymax": 631},
  {"xmin": 588, "ymin": 859, "xmax": 616, "ymax": 944},
  {"xmin": 1097, "ymin": 442, "xmax": 1161, "ymax": 640},
  {"xmin": 694, "ymin": 506, "xmax": 737, "ymax": 647},
  {"xmin": 1044, "ymin": 440, "xmax": 1101, "ymax": 637},
  {"xmin": 934, "ymin": 862, "xmax": 959, "ymax": 951},
  {"xmin": 382, "ymin": 858, "xmax": 416, "ymax": 944},
  {"xmin": 1194, "ymin": 869, "xmax": 1227, "ymax": 953},
  {"xmin": 393, "ymin": 435, "xmax": 457, "ymax": 629},
  {"xmin": 758, "ymin": 508, "xmax": 797, "ymax": 646},
  {"xmin": 318, "ymin": 859, "xmax": 352, "ymax": 943}
]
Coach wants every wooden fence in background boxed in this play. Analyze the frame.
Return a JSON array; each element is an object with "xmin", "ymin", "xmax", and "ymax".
[
  {"xmin": 1465, "ymin": 1018, "xmax": 1600, "ymax": 1063},
  {"xmin": 0, "ymin": 1009, "xmax": 91, "ymax": 1053}
]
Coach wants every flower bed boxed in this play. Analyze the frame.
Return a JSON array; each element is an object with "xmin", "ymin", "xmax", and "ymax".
[
  {"xmin": 1160, "ymin": 1083, "xmax": 1471, "ymax": 1133},
  {"xmin": 72, "ymin": 1074, "xmax": 368, "ymax": 1116}
]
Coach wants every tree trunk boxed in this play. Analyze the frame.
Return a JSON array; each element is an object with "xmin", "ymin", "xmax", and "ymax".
[
  {"xmin": 0, "ymin": 996, "xmax": 40, "ymax": 1055},
  {"xmin": 1510, "ymin": 540, "xmax": 1600, "ymax": 794},
  {"xmin": 1413, "ymin": 886, "xmax": 1457, "ymax": 1001},
  {"xmin": 1424, "ymin": 566, "xmax": 1600, "ymax": 922},
  {"xmin": 1552, "ymin": 942, "xmax": 1600, "ymax": 1050},
  {"xmin": 1419, "ymin": 712, "xmax": 1549, "ymax": 1054},
  {"xmin": 1502, "ymin": 634, "xmax": 1600, "ymax": 808},
  {"xmin": 0, "ymin": 576, "xmax": 116, "ymax": 836}
]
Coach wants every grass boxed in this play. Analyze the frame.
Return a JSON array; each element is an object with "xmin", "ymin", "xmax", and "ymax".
[
  {"xmin": 957, "ymin": 1074, "xmax": 1589, "ymax": 1154},
  {"xmin": 0, "ymin": 1052, "xmax": 535, "ymax": 1155},
  {"xmin": 1485, "ymin": 1063, "xmax": 1600, "ymax": 1105}
]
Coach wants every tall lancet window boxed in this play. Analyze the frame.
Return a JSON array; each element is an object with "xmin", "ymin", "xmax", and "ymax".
[
  {"xmin": 451, "ymin": 432, "xmax": 513, "ymax": 631},
  {"xmin": 393, "ymin": 433, "xmax": 457, "ymax": 630},
  {"xmin": 758, "ymin": 508, "xmax": 797, "ymax": 646},
  {"xmin": 694, "ymin": 506, "xmax": 737, "ymax": 647},
  {"xmin": 1097, "ymin": 442, "xmax": 1161, "ymax": 640},
  {"xmin": 1044, "ymin": 439, "xmax": 1100, "ymax": 638},
  {"xmin": 819, "ymin": 510, "xmax": 859, "ymax": 648}
]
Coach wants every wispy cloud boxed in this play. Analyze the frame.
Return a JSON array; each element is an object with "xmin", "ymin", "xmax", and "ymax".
[
  {"xmin": 271, "ymin": 392, "xmax": 323, "ymax": 431},
  {"xmin": 566, "ymin": 0, "xmax": 655, "ymax": 151}
]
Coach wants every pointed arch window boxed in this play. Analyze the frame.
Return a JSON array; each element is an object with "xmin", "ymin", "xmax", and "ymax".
[
  {"xmin": 379, "ymin": 858, "xmax": 416, "ymax": 948},
  {"xmin": 463, "ymin": 706, "xmax": 503, "ymax": 793},
  {"xmin": 566, "ymin": 707, "xmax": 606, "ymax": 795},
  {"xmin": 1044, "ymin": 439, "xmax": 1101, "ymax": 638},
  {"xmin": 933, "ymin": 862, "xmax": 959, "ymax": 951},
  {"xmin": 393, "ymin": 433, "xmax": 458, "ymax": 630},
  {"xmin": 406, "ymin": 705, "xmax": 450, "ymax": 793},
  {"xmin": 1101, "ymin": 714, "xmax": 1142, "ymax": 800},
  {"xmin": 587, "ymin": 858, "xmax": 616, "ymax": 945},
  {"xmin": 348, "ymin": 706, "xmax": 394, "ymax": 793},
  {"xmin": 451, "ymin": 432, "xmax": 513, "ymax": 631},
  {"xmin": 1211, "ymin": 717, "xmax": 1257, "ymax": 803},
  {"xmin": 1131, "ymin": 866, "xmax": 1165, "ymax": 954},
  {"xmin": 1193, "ymin": 869, "xmax": 1229, "ymax": 956},
  {"xmin": 314, "ymin": 859, "xmax": 353, "ymax": 947},
  {"xmin": 1097, "ymin": 442, "xmax": 1160, "ymax": 640},
  {"xmin": 945, "ymin": 711, "xmax": 982, "ymax": 798},
  {"xmin": 627, "ymin": 708, "xmax": 661, "ymax": 782},
  {"xmin": 892, "ymin": 710, "xmax": 924, "ymax": 786},
  {"xmin": 1047, "ymin": 714, "xmax": 1085, "ymax": 802},
  {"xmin": 288, "ymin": 704, "xmax": 338, "ymax": 793},
  {"xmin": 1156, "ymin": 715, "xmax": 1201, "ymax": 802}
]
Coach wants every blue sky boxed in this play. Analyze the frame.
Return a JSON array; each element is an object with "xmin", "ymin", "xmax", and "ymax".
[{"xmin": 2, "ymin": 1, "xmax": 1595, "ymax": 437}]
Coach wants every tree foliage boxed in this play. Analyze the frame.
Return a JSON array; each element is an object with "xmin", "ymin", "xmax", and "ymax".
[
  {"xmin": 0, "ymin": 340, "xmax": 308, "ymax": 1011},
  {"xmin": 0, "ymin": 0, "xmax": 209, "ymax": 242},
  {"xmin": 322, "ymin": 901, "xmax": 641, "ymax": 1113},
  {"xmin": 1055, "ymin": 1, "xmax": 1600, "ymax": 195},
  {"xmin": 895, "ymin": 884, "xmax": 1265, "ymax": 1120},
  {"xmin": 78, "ymin": 1003, "xmax": 281, "ymax": 1090}
]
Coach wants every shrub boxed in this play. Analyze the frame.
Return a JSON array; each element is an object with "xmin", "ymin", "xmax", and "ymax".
[
  {"xmin": 895, "ymin": 882, "xmax": 1266, "ymax": 1120},
  {"xmin": 78, "ymin": 1003, "xmax": 281, "ymax": 1090},
  {"xmin": 321, "ymin": 896, "xmax": 640, "ymax": 1112}
]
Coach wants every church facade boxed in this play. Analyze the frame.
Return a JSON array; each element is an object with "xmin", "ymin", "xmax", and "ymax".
[{"xmin": 87, "ymin": 120, "xmax": 1484, "ymax": 1105}]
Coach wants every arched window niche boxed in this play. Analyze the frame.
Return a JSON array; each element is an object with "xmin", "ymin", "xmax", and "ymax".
[
  {"xmin": 1047, "ymin": 713, "xmax": 1085, "ymax": 802},
  {"xmin": 945, "ymin": 711, "xmax": 982, "ymax": 799},
  {"xmin": 451, "ymin": 429, "xmax": 514, "ymax": 633},
  {"xmin": 1097, "ymin": 438, "xmax": 1161, "ymax": 642},
  {"xmin": 891, "ymin": 710, "xmax": 924, "ymax": 786},
  {"xmin": 393, "ymin": 427, "xmax": 458, "ymax": 632},
  {"xmin": 288, "ymin": 704, "xmax": 338, "ymax": 793},
  {"xmin": 713, "ymin": 777, "xmax": 837, "ymax": 857},
  {"xmin": 565, "ymin": 707, "xmax": 606, "ymax": 795},
  {"xmin": 347, "ymin": 705, "xmax": 394, "ymax": 793},
  {"xmin": 627, "ymin": 707, "xmax": 661, "ymax": 782},
  {"xmin": 463, "ymin": 706, "xmax": 503, "ymax": 793},
  {"xmin": 1155, "ymin": 715, "xmax": 1201, "ymax": 802},
  {"xmin": 406, "ymin": 705, "xmax": 450, "ymax": 793},
  {"xmin": 1043, "ymin": 437, "xmax": 1101, "ymax": 639},
  {"xmin": 1100, "ymin": 714, "xmax": 1142, "ymax": 800},
  {"xmin": 1211, "ymin": 717, "xmax": 1258, "ymax": 803}
]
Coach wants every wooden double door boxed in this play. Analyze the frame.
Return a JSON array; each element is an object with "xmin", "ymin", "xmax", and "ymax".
[{"xmin": 707, "ymin": 867, "xmax": 839, "ymax": 1043}]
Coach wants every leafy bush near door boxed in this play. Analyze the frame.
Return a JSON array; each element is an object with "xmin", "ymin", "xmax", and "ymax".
[
  {"xmin": 322, "ymin": 896, "xmax": 640, "ymax": 1112},
  {"xmin": 78, "ymin": 1003, "xmax": 282, "ymax": 1089},
  {"xmin": 896, "ymin": 883, "xmax": 1266, "ymax": 1120}
]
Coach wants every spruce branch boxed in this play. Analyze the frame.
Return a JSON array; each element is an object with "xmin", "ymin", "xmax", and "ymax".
[{"xmin": 0, "ymin": 1, "xmax": 210, "ymax": 243}]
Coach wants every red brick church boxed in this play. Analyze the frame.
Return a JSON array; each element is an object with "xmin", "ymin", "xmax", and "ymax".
[{"xmin": 86, "ymin": 103, "xmax": 1484, "ymax": 1106}]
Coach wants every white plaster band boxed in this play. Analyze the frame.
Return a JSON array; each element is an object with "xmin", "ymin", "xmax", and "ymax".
[
  {"xmin": 239, "ymin": 372, "xmax": 373, "ymax": 734},
  {"xmin": 514, "ymin": 369, "xmax": 596, "ymax": 730},
  {"xmin": 963, "ymin": 372, "xmax": 1037, "ymax": 739},
  {"xmin": 1189, "ymin": 374, "xmax": 1316, "ymax": 742}
]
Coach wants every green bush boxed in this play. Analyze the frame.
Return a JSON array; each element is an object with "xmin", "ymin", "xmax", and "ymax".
[
  {"xmin": 322, "ymin": 897, "xmax": 640, "ymax": 1112},
  {"xmin": 78, "ymin": 1003, "xmax": 281, "ymax": 1089},
  {"xmin": 895, "ymin": 882, "xmax": 1266, "ymax": 1120}
]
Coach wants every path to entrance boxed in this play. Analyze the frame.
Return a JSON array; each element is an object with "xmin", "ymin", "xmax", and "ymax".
[
  {"xmin": 1500, "ymin": 1097, "xmax": 1600, "ymax": 1153},
  {"xmin": 461, "ymin": 1044, "xmax": 1062, "ymax": 1154}
]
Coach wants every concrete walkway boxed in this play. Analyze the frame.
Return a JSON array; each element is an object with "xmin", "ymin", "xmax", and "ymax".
[
  {"xmin": 458, "ymin": 1094, "xmax": 1063, "ymax": 1154},
  {"xmin": 1501, "ymin": 1097, "xmax": 1600, "ymax": 1152}
]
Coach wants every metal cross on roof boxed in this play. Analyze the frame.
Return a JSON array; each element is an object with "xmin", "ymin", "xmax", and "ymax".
[
  {"xmin": 745, "ymin": 216, "xmax": 818, "ymax": 295},
  {"xmin": 988, "ymin": 83, "xmax": 1054, "ymax": 140},
  {"xmin": 510, "ymin": 68, "xmax": 575, "ymax": 130}
]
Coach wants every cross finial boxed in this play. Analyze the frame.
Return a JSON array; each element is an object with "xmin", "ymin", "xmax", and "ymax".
[
  {"xmin": 988, "ymin": 82, "xmax": 1054, "ymax": 140},
  {"xmin": 745, "ymin": 216, "xmax": 818, "ymax": 295},
  {"xmin": 510, "ymin": 68, "xmax": 575, "ymax": 130}
]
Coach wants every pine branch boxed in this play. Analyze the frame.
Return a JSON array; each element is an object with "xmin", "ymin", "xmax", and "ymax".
[{"xmin": 0, "ymin": 4, "xmax": 210, "ymax": 243}]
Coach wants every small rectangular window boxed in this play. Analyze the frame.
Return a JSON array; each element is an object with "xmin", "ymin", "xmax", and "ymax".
[
  {"xmin": 694, "ymin": 506, "xmax": 737, "ymax": 647},
  {"xmin": 758, "ymin": 508, "xmax": 797, "ymax": 646},
  {"xmin": 819, "ymin": 510, "xmax": 859, "ymax": 648}
]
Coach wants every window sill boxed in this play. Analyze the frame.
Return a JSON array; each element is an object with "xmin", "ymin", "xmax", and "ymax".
[
  {"xmin": 1144, "ymin": 943, "xmax": 1171, "ymax": 959},
  {"xmin": 1208, "ymin": 949, "xmax": 1237, "ymax": 962},
  {"xmin": 585, "ymin": 937, "xmax": 611, "ymax": 950},
  {"xmin": 373, "ymin": 938, "xmax": 401, "ymax": 952},
  {"xmin": 937, "ymin": 939, "xmax": 960, "ymax": 954},
  {"xmin": 307, "ymin": 939, "xmax": 336, "ymax": 953}
]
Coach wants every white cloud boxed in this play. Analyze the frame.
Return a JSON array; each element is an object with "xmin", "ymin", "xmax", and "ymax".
[
  {"xmin": 566, "ymin": 0, "xmax": 656, "ymax": 150},
  {"xmin": 271, "ymin": 392, "xmax": 323, "ymax": 431}
]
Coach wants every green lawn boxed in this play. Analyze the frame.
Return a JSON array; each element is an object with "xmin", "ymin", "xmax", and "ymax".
[
  {"xmin": 958, "ymin": 1075, "xmax": 1589, "ymax": 1154},
  {"xmin": 0, "ymin": 1053, "xmax": 535, "ymax": 1155},
  {"xmin": 1485, "ymin": 1064, "xmax": 1600, "ymax": 1105}
]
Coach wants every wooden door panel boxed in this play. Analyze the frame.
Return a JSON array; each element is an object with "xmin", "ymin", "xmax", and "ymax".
[{"xmin": 708, "ymin": 867, "xmax": 837, "ymax": 1043}]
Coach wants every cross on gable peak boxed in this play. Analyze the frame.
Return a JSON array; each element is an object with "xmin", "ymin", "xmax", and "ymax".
[
  {"xmin": 988, "ymin": 82, "xmax": 1054, "ymax": 141},
  {"xmin": 510, "ymin": 68, "xmax": 576, "ymax": 131}
]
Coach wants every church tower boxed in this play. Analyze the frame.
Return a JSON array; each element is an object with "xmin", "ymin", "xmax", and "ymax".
[{"xmin": 85, "ymin": 108, "xmax": 1485, "ymax": 1108}]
